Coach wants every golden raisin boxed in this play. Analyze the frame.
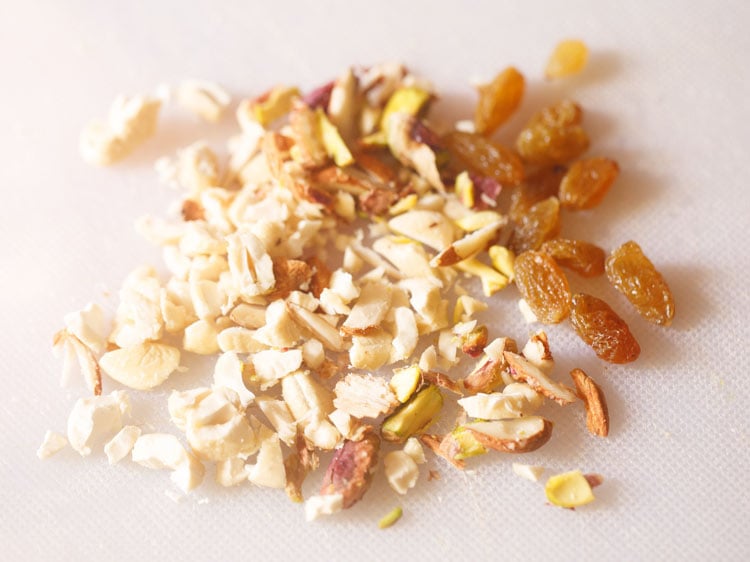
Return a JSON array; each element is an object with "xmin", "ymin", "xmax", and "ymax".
[
  {"xmin": 515, "ymin": 101, "xmax": 589, "ymax": 165},
  {"xmin": 475, "ymin": 67, "xmax": 525, "ymax": 136},
  {"xmin": 545, "ymin": 40, "xmax": 589, "ymax": 79},
  {"xmin": 559, "ymin": 157, "xmax": 620, "ymax": 210},
  {"xmin": 444, "ymin": 131, "xmax": 524, "ymax": 187},
  {"xmin": 514, "ymin": 250, "xmax": 571, "ymax": 324},
  {"xmin": 540, "ymin": 238, "xmax": 605, "ymax": 277},
  {"xmin": 509, "ymin": 197, "xmax": 561, "ymax": 254},
  {"xmin": 509, "ymin": 165, "xmax": 567, "ymax": 221},
  {"xmin": 570, "ymin": 293, "xmax": 640, "ymax": 363},
  {"xmin": 605, "ymin": 241, "xmax": 675, "ymax": 326}
]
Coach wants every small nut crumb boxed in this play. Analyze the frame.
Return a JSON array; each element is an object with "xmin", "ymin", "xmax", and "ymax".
[
  {"xmin": 545, "ymin": 470, "xmax": 596, "ymax": 508},
  {"xmin": 177, "ymin": 80, "xmax": 231, "ymax": 122},
  {"xmin": 383, "ymin": 450, "xmax": 419, "ymax": 495},
  {"xmin": 512, "ymin": 462, "xmax": 545, "ymax": 482},
  {"xmin": 37, "ymin": 431, "xmax": 68, "ymax": 459}
]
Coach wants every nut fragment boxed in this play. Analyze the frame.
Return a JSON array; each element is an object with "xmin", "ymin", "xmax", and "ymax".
[
  {"xmin": 104, "ymin": 425, "xmax": 142, "ymax": 464},
  {"xmin": 177, "ymin": 79, "xmax": 231, "ymax": 122},
  {"xmin": 319, "ymin": 428, "xmax": 380, "ymax": 509},
  {"xmin": 504, "ymin": 351, "xmax": 577, "ymax": 405},
  {"xmin": 464, "ymin": 417, "xmax": 553, "ymax": 453},
  {"xmin": 334, "ymin": 374, "xmax": 398, "ymax": 419},
  {"xmin": 67, "ymin": 390, "xmax": 130, "ymax": 456},
  {"xmin": 545, "ymin": 470, "xmax": 596, "ymax": 508},
  {"xmin": 37, "ymin": 431, "xmax": 68, "ymax": 460},
  {"xmin": 378, "ymin": 506, "xmax": 404, "ymax": 529},
  {"xmin": 131, "ymin": 433, "xmax": 205, "ymax": 492},
  {"xmin": 384, "ymin": 450, "xmax": 419, "ymax": 495},
  {"xmin": 512, "ymin": 463, "xmax": 545, "ymax": 482},
  {"xmin": 570, "ymin": 368, "xmax": 609, "ymax": 437},
  {"xmin": 381, "ymin": 385, "xmax": 443, "ymax": 443},
  {"xmin": 99, "ymin": 342, "xmax": 180, "ymax": 390}
]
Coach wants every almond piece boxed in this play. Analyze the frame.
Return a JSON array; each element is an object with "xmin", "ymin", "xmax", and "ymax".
[
  {"xmin": 464, "ymin": 417, "xmax": 553, "ymax": 453},
  {"xmin": 570, "ymin": 368, "xmax": 609, "ymax": 437},
  {"xmin": 430, "ymin": 219, "xmax": 506, "ymax": 267},
  {"xmin": 504, "ymin": 351, "xmax": 577, "ymax": 405}
]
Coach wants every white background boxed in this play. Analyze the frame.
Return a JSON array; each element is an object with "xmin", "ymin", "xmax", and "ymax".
[{"xmin": 1, "ymin": 1, "xmax": 749, "ymax": 560}]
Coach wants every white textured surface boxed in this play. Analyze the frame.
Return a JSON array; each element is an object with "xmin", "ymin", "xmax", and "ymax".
[{"xmin": 2, "ymin": 1, "xmax": 749, "ymax": 560}]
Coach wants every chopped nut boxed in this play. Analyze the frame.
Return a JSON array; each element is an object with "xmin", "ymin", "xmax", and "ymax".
[
  {"xmin": 80, "ymin": 94, "xmax": 161, "ymax": 166},
  {"xmin": 319, "ymin": 427, "xmax": 380, "ymax": 509},
  {"xmin": 287, "ymin": 302, "xmax": 343, "ymax": 351},
  {"xmin": 215, "ymin": 457, "xmax": 250, "ymax": 487},
  {"xmin": 284, "ymin": 432, "xmax": 319, "ymax": 502},
  {"xmin": 213, "ymin": 352, "xmax": 255, "ymax": 407},
  {"xmin": 251, "ymin": 349, "xmax": 303, "ymax": 388},
  {"xmin": 104, "ymin": 425, "xmax": 142, "ymax": 464},
  {"xmin": 431, "ymin": 219, "xmax": 505, "ymax": 267},
  {"xmin": 52, "ymin": 329, "xmax": 102, "ymax": 396},
  {"xmin": 488, "ymin": 245, "xmax": 515, "ymax": 280},
  {"xmin": 99, "ymin": 342, "xmax": 180, "ymax": 390},
  {"xmin": 334, "ymin": 374, "xmax": 398, "ymax": 419},
  {"xmin": 381, "ymin": 385, "xmax": 443, "ymax": 443},
  {"xmin": 458, "ymin": 383, "xmax": 543, "ymax": 419},
  {"xmin": 504, "ymin": 351, "xmax": 578, "ymax": 405},
  {"xmin": 247, "ymin": 433, "xmax": 286, "ymax": 489},
  {"xmin": 386, "ymin": 113, "xmax": 444, "ymax": 192},
  {"xmin": 522, "ymin": 331, "xmax": 554, "ymax": 374},
  {"xmin": 131, "ymin": 433, "xmax": 205, "ymax": 492},
  {"xmin": 389, "ymin": 365, "xmax": 422, "ymax": 403},
  {"xmin": 67, "ymin": 390, "xmax": 130, "ymax": 456},
  {"xmin": 455, "ymin": 258, "xmax": 510, "ymax": 297},
  {"xmin": 341, "ymin": 281, "xmax": 392, "ymax": 336},
  {"xmin": 37, "ymin": 431, "xmax": 68, "ymax": 460},
  {"xmin": 512, "ymin": 463, "xmax": 545, "ymax": 482},
  {"xmin": 349, "ymin": 329, "xmax": 392, "ymax": 370},
  {"xmin": 177, "ymin": 79, "xmax": 231, "ymax": 122},
  {"xmin": 384, "ymin": 450, "xmax": 419, "ymax": 495},
  {"xmin": 464, "ymin": 417, "xmax": 553, "ymax": 453},
  {"xmin": 570, "ymin": 368, "xmax": 609, "ymax": 437},
  {"xmin": 545, "ymin": 470, "xmax": 596, "ymax": 508},
  {"xmin": 244, "ymin": 85, "xmax": 300, "ymax": 126},
  {"xmin": 281, "ymin": 371, "xmax": 335, "ymax": 428},
  {"xmin": 378, "ymin": 506, "xmax": 404, "ymax": 529},
  {"xmin": 305, "ymin": 493, "xmax": 344, "ymax": 522},
  {"xmin": 387, "ymin": 210, "xmax": 456, "ymax": 251}
]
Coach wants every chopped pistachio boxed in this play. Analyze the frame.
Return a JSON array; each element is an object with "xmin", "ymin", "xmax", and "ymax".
[
  {"xmin": 252, "ymin": 85, "xmax": 300, "ymax": 125},
  {"xmin": 317, "ymin": 109, "xmax": 354, "ymax": 167},
  {"xmin": 454, "ymin": 171, "xmax": 475, "ymax": 208},
  {"xmin": 449, "ymin": 426, "xmax": 487, "ymax": 460},
  {"xmin": 389, "ymin": 365, "xmax": 422, "ymax": 403},
  {"xmin": 455, "ymin": 258, "xmax": 510, "ymax": 297},
  {"xmin": 380, "ymin": 86, "xmax": 431, "ymax": 134},
  {"xmin": 378, "ymin": 506, "xmax": 403, "ymax": 529},
  {"xmin": 489, "ymin": 245, "xmax": 515, "ymax": 280},
  {"xmin": 381, "ymin": 385, "xmax": 443, "ymax": 443},
  {"xmin": 545, "ymin": 470, "xmax": 595, "ymax": 508}
]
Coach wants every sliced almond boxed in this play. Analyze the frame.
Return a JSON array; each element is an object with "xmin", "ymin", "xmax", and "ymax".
[
  {"xmin": 387, "ymin": 210, "xmax": 456, "ymax": 251},
  {"xmin": 504, "ymin": 351, "xmax": 577, "ymax": 405},
  {"xmin": 340, "ymin": 281, "xmax": 392, "ymax": 336},
  {"xmin": 430, "ymin": 219, "xmax": 506, "ymax": 267},
  {"xmin": 464, "ymin": 417, "xmax": 553, "ymax": 453},
  {"xmin": 570, "ymin": 368, "xmax": 609, "ymax": 437},
  {"xmin": 287, "ymin": 302, "xmax": 344, "ymax": 351}
]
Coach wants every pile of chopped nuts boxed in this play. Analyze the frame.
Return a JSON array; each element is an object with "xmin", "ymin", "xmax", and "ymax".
[{"xmin": 41, "ymin": 43, "xmax": 676, "ymax": 523}]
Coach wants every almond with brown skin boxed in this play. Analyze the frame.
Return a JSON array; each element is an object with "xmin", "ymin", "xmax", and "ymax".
[
  {"xmin": 504, "ymin": 351, "xmax": 577, "ymax": 405},
  {"xmin": 570, "ymin": 368, "xmax": 609, "ymax": 437},
  {"xmin": 465, "ymin": 417, "xmax": 553, "ymax": 453},
  {"xmin": 319, "ymin": 427, "xmax": 380, "ymax": 509}
]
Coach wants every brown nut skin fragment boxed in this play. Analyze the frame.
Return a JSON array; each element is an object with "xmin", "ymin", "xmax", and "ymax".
[
  {"xmin": 420, "ymin": 434, "xmax": 465, "ymax": 470},
  {"xmin": 421, "ymin": 371, "xmax": 463, "ymax": 395},
  {"xmin": 319, "ymin": 427, "xmax": 380, "ymax": 509},
  {"xmin": 306, "ymin": 256, "xmax": 332, "ymax": 299},
  {"xmin": 605, "ymin": 241, "xmax": 675, "ymax": 326},
  {"xmin": 284, "ymin": 431, "xmax": 319, "ymax": 503},
  {"xmin": 266, "ymin": 259, "xmax": 313, "ymax": 301},
  {"xmin": 570, "ymin": 368, "xmax": 609, "ymax": 437},
  {"xmin": 569, "ymin": 293, "xmax": 641, "ymax": 364},
  {"xmin": 513, "ymin": 250, "xmax": 572, "ymax": 324},
  {"xmin": 181, "ymin": 199, "xmax": 205, "ymax": 221}
]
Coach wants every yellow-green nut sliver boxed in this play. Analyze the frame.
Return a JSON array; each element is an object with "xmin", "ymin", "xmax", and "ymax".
[{"xmin": 381, "ymin": 385, "xmax": 443, "ymax": 443}]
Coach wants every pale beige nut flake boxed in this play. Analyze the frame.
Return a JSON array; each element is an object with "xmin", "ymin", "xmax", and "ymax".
[
  {"xmin": 37, "ymin": 431, "xmax": 68, "ymax": 460},
  {"xmin": 212, "ymin": 352, "xmax": 255, "ymax": 407},
  {"xmin": 247, "ymin": 433, "xmax": 286, "ymax": 489},
  {"xmin": 384, "ymin": 450, "xmax": 419, "ymax": 495},
  {"xmin": 183, "ymin": 319, "xmax": 221, "ymax": 355},
  {"xmin": 512, "ymin": 463, "xmax": 545, "ymax": 482},
  {"xmin": 458, "ymin": 383, "xmax": 543, "ymax": 420},
  {"xmin": 252, "ymin": 349, "xmax": 303, "ymax": 389},
  {"xmin": 80, "ymin": 94, "xmax": 161, "ymax": 166},
  {"xmin": 131, "ymin": 433, "xmax": 205, "ymax": 492},
  {"xmin": 504, "ymin": 351, "xmax": 578, "ymax": 406},
  {"xmin": 387, "ymin": 210, "xmax": 456, "ymax": 252},
  {"xmin": 67, "ymin": 390, "xmax": 131, "ymax": 456},
  {"xmin": 305, "ymin": 493, "xmax": 344, "ymax": 522},
  {"xmin": 177, "ymin": 80, "xmax": 231, "ymax": 122},
  {"xmin": 334, "ymin": 374, "xmax": 398, "ymax": 419},
  {"xmin": 52, "ymin": 329, "xmax": 102, "ymax": 396},
  {"xmin": 99, "ymin": 342, "xmax": 181, "ymax": 391},
  {"xmin": 104, "ymin": 425, "xmax": 142, "ymax": 464}
]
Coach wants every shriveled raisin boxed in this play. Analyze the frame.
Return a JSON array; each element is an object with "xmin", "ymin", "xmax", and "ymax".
[
  {"xmin": 444, "ymin": 131, "xmax": 524, "ymax": 187},
  {"xmin": 605, "ymin": 241, "xmax": 675, "ymax": 326},
  {"xmin": 540, "ymin": 238, "xmax": 605, "ymax": 277},
  {"xmin": 515, "ymin": 101, "xmax": 589, "ymax": 165},
  {"xmin": 509, "ymin": 197, "xmax": 561, "ymax": 254},
  {"xmin": 509, "ymin": 165, "xmax": 567, "ymax": 222},
  {"xmin": 514, "ymin": 250, "xmax": 571, "ymax": 324},
  {"xmin": 559, "ymin": 157, "xmax": 620, "ymax": 210},
  {"xmin": 545, "ymin": 40, "xmax": 589, "ymax": 79},
  {"xmin": 570, "ymin": 293, "xmax": 640, "ymax": 363},
  {"xmin": 474, "ymin": 67, "xmax": 525, "ymax": 136}
]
